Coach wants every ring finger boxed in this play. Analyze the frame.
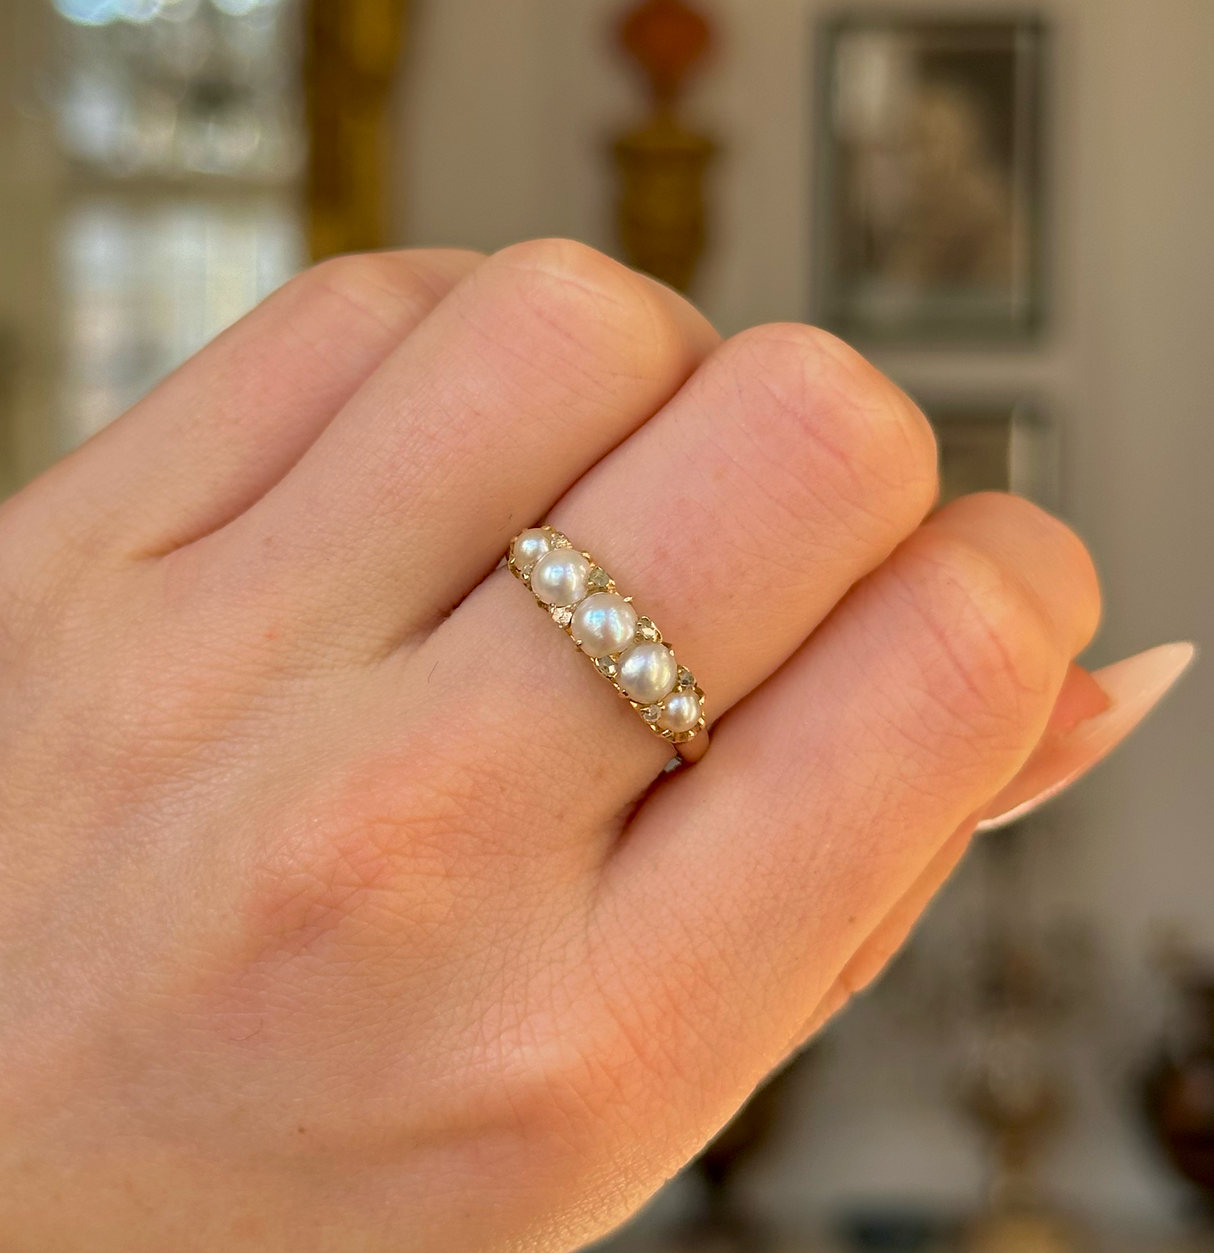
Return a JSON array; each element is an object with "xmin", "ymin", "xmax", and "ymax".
[{"xmin": 408, "ymin": 322, "xmax": 939, "ymax": 814}]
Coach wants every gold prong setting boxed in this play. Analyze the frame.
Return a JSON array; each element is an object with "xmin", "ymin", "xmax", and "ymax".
[{"xmin": 508, "ymin": 526, "xmax": 707, "ymax": 748}]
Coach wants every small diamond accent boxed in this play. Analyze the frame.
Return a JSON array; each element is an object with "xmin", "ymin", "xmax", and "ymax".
[{"xmin": 509, "ymin": 525, "xmax": 708, "ymax": 759}]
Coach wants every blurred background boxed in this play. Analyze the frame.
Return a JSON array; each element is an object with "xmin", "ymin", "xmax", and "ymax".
[{"xmin": 0, "ymin": 2, "xmax": 1211, "ymax": 1251}]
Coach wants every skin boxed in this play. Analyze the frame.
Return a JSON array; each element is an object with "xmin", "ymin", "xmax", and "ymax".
[{"xmin": 0, "ymin": 241, "xmax": 1103, "ymax": 1252}]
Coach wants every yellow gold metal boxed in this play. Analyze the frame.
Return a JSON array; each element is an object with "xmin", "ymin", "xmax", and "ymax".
[
  {"xmin": 303, "ymin": 0, "xmax": 410, "ymax": 261},
  {"xmin": 507, "ymin": 526, "xmax": 708, "ymax": 761}
]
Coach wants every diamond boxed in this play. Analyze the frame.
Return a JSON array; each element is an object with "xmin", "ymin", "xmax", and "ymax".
[
  {"xmin": 550, "ymin": 533, "xmax": 572, "ymax": 548},
  {"xmin": 588, "ymin": 566, "xmax": 611, "ymax": 591},
  {"xmin": 641, "ymin": 704, "xmax": 663, "ymax": 723},
  {"xmin": 596, "ymin": 657, "xmax": 618, "ymax": 678},
  {"xmin": 635, "ymin": 617, "xmax": 661, "ymax": 643},
  {"xmin": 551, "ymin": 606, "xmax": 573, "ymax": 627},
  {"xmin": 677, "ymin": 667, "xmax": 696, "ymax": 689}
]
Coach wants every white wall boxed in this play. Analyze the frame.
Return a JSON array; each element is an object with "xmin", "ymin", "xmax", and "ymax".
[{"xmin": 397, "ymin": 0, "xmax": 1214, "ymax": 1233}]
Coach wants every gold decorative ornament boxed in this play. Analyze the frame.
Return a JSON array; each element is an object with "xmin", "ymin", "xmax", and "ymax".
[
  {"xmin": 508, "ymin": 527, "xmax": 708, "ymax": 762},
  {"xmin": 612, "ymin": 0, "xmax": 718, "ymax": 293},
  {"xmin": 303, "ymin": 0, "xmax": 410, "ymax": 261}
]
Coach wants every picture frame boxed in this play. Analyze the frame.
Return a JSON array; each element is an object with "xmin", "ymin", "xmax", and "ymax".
[
  {"xmin": 925, "ymin": 399, "xmax": 1056, "ymax": 507},
  {"xmin": 813, "ymin": 14, "xmax": 1047, "ymax": 343}
]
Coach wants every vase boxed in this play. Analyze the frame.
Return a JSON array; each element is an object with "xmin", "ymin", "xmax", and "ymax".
[{"xmin": 1145, "ymin": 977, "xmax": 1214, "ymax": 1212}]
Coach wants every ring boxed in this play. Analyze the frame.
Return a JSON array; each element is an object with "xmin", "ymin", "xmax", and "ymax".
[{"xmin": 507, "ymin": 527, "xmax": 709, "ymax": 763}]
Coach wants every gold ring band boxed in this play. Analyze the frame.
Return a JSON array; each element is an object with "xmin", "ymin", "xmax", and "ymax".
[{"xmin": 507, "ymin": 527, "xmax": 708, "ymax": 762}]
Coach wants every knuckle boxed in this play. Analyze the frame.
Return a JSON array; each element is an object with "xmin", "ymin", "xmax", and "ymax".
[
  {"xmin": 295, "ymin": 250, "xmax": 446, "ymax": 335},
  {"xmin": 704, "ymin": 324, "xmax": 938, "ymax": 537},
  {"xmin": 1011, "ymin": 496, "xmax": 1102, "ymax": 649},
  {"xmin": 481, "ymin": 238, "xmax": 695, "ymax": 384},
  {"xmin": 493, "ymin": 237, "xmax": 634, "ymax": 299},
  {"xmin": 893, "ymin": 529, "xmax": 1063, "ymax": 746},
  {"xmin": 935, "ymin": 492, "xmax": 1103, "ymax": 656}
]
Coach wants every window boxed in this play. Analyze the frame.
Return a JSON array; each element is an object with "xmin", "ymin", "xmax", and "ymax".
[{"xmin": 50, "ymin": 0, "xmax": 305, "ymax": 443}]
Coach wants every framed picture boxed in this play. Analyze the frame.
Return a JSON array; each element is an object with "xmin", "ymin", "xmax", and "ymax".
[
  {"xmin": 813, "ymin": 15, "xmax": 1046, "ymax": 342},
  {"xmin": 926, "ymin": 400, "xmax": 1055, "ymax": 506}
]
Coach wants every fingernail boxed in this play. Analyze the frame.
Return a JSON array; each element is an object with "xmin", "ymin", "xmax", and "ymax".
[{"xmin": 976, "ymin": 641, "xmax": 1196, "ymax": 831}]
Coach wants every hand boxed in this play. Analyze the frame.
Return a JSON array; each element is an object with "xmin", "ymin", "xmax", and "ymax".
[{"xmin": 0, "ymin": 241, "xmax": 1185, "ymax": 1252}]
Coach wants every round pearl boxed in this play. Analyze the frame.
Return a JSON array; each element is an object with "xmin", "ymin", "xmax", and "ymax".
[
  {"xmin": 659, "ymin": 689, "xmax": 702, "ymax": 733},
  {"xmin": 512, "ymin": 528, "xmax": 552, "ymax": 571},
  {"xmin": 530, "ymin": 548, "xmax": 590, "ymax": 607},
  {"xmin": 571, "ymin": 593, "xmax": 637, "ymax": 659},
  {"xmin": 617, "ymin": 642, "xmax": 677, "ymax": 704}
]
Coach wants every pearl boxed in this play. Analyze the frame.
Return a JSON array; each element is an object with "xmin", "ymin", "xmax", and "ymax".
[
  {"xmin": 571, "ymin": 593, "xmax": 637, "ymax": 659},
  {"xmin": 617, "ymin": 642, "xmax": 677, "ymax": 704},
  {"xmin": 512, "ymin": 528, "xmax": 552, "ymax": 571},
  {"xmin": 659, "ymin": 689, "xmax": 702, "ymax": 733},
  {"xmin": 530, "ymin": 548, "xmax": 590, "ymax": 607}
]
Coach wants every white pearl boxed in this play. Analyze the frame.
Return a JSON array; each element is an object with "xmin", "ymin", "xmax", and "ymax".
[
  {"xmin": 659, "ymin": 689, "xmax": 702, "ymax": 733},
  {"xmin": 530, "ymin": 548, "xmax": 590, "ymax": 607},
  {"xmin": 571, "ymin": 593, "xmax": 637, "ymax": 658},
  {"xmin": 617, "ymin": 642, "xmax": 677, "ymax": 704},
  {"xmin": 512, "ymin": 528, "xmax": 551, "ymax": 571}
]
